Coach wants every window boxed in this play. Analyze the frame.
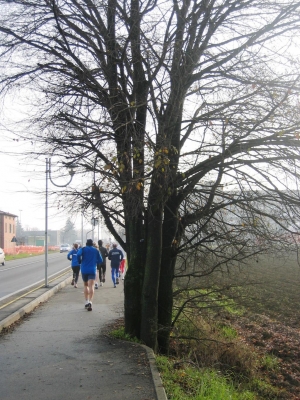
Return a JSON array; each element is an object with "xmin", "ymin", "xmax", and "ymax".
[{"xmin": 9, "ymin": 224, "xmax": 11, "ymax": 233}]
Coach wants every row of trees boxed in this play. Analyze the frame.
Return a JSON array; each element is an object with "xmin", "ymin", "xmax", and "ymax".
[{"xmin": 1, "ymin": 0, "xmax": 300, "ymax": 353}]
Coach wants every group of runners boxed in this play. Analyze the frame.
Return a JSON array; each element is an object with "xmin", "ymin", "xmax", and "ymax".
[{"xmin": 67, "ymin": 239, "xmax": 125, "ymax": 311}]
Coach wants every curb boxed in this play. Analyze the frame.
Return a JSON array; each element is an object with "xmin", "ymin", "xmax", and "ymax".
[
  {"xmin": 0, "ymin": 275, "xmax": 73, "ymax": 333},
  {"xmin": 141, "ymin": 344, "xmax": 168, "ymax": 400}
]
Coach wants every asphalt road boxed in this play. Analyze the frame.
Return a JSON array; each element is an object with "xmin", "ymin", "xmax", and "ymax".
[{"xmin": 0, "ymin": 252, "xmax": 71, "ymax": 300}]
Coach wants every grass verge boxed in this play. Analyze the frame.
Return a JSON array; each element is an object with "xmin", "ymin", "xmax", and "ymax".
[
  {"xmin": 109, "ymin": 288, "xmax": 284, "ymax": 399},
  {"xmin": 110, "ymin": 326, "xmax": 141, "ymax": 343},
  {"xmin": 156, "ymin": 356, "xmax": 256, "ymax": 400},
  {"xmin": 5, "ymin": 250, "xmax": 58, "ymax": 261},
  {"xmin": 161, "ymin": 288, "xmax": 283, "ymax": 399}
]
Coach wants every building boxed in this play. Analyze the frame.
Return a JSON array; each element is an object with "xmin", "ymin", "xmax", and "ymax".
[
  {"xmin": 25, "ymin": 230, "xmax": 60, "ymax": 247},
  {"xmin": 0, "ymin": 210, "xmax": 18, "ymax": 251}
]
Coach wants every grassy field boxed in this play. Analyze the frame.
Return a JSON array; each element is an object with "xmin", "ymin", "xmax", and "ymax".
[
  {"xmin": 160, "ymin": 250, "xmax": 300, "ymax": 399},
  {"xmin": 222, "ymin": 251, "xmax": 300, "ymax": 399},
  {"xmin": 228, "ymin": 251, "xmax": 300, "ymax": 328},
  {"xmin": 110, "ymin": 250, "xmax": 300, "ymax": 398}
]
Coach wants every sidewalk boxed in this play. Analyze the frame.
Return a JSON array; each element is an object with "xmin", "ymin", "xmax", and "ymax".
[{"xmin": 0, "ymin": 278, "xmax": 167, "ymax": 400}]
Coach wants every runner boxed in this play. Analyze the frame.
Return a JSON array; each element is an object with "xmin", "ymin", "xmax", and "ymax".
[
  {"xmin": 119, "ymin": 256, "xmax": 126, "ymax": 280},
  {"xmin": 97, "ymin": 240, "xmax": 109, "ymax": 287},
  {"xmin": 67, "ymin": 243, "xmax": 80, "ymax": 288},
  {"xmin": 77, "ymin": 239, "xmax": 103, "ymax": 311},
  {"xmin": 108, "ymin": 243, "xmax": 124, "ymax": 288}
]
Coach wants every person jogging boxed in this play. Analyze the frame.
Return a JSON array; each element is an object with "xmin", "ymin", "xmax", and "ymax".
[
  {"xmin": 77, "ymin": 239, "xmax": 103, "ymax": 311},
  {"xmin": 67, "ymin": 243, "xmax": 80, "ymax": 288},
  {"xmin": 96, "ymin": 239, "xmax": 109, "ymax": 287},
  {"xmin": 108, "ymin": 243, "xmax": 123, "ymax": 288}
]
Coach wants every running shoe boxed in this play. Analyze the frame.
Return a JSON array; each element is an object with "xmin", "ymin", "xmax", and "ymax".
[
  {"xmin": 95, "ymin": 283, "xmax": 98, "ymax": 289},
  {"xmin": 71, "ymin": 279, "xmax": 75, "ymax": 286},
  {"xmin": 87, "ymin": 303, "xmax": 92, "ymax": 311}
]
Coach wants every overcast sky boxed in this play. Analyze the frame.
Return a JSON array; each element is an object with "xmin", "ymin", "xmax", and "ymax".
[
  {"xmin": 0, "ymin": 93, "xmax": 109, "ymax": 242},
  {"xmin": 0, "ymin": 136, "xmax": 85, "ymax": 232}
]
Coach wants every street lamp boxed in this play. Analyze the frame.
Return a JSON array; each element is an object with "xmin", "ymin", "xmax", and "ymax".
[{"xmin": 45, "ymin": 158, "xmax": 75, "ymax": 287}]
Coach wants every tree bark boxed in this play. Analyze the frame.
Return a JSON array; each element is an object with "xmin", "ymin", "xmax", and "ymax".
[
  {"xmin": 124, "ymin": 206, "xmax": 145, "ymax": 338},
  {"xmin": 140, "ymin": 204, "xmax": 163, "ymax": 351},
  {"xmin": 157, "ymin": 199, "xmax": 179, "ymax": 353}
]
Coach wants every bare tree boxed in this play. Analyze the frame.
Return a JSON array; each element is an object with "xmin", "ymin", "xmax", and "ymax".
[
  {"xmin": 61, "ymin": 218, "xmax": 76, "ymax": 244},
  {"xmin": 1, "ymin": 0, "xmax": 300, "ymax": 352}
]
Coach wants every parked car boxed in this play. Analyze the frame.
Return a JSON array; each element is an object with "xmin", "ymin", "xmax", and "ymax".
[
  {"xmin": 60, "ymin": 244, "xmax": 71, "ymax": 253},
  {"xmin": 0, "ymin": 248, "xmax": 5, "ymax": 265}
]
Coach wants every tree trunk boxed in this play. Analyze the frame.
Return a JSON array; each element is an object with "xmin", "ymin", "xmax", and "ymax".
[
  {"xmin": 157, "ymin": 250, "xmax": 175, "ymax": 354},
  {"xmin": 140, "ymin": 206, "xmax": 163, "ymax": 351},
  {"xmin": 124, "ymin": 215, "xmax": 144, "ymax": 338},
  {"xmin": 157, "ymin": 200, "xmax": 179, "ymax": 354}
]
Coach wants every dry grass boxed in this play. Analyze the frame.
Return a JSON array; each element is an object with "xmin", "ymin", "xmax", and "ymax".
[{"xmin": 170, "ymin": 311, "xmax": 259, "ymax": 379}]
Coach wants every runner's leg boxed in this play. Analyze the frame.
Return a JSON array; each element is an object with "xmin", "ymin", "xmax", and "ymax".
[
  {"xmin": 111, "ymin": 267, "xmax": 116, "ymax": 286},
  {"xmin": 88, "ymin": 279, "xmax": 95, "ymax": 302},
  {"xmin": 103, "ymin": 265, "xmax": 106, "ymax": 282},
  {"xmin": 84, "ymin": 281, "xmax": 89, "ymax": 302}
]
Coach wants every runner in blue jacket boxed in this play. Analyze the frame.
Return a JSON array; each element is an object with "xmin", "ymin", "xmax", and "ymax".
[
  {"xmin": 67, "ymin": 243, "xmax": 80, "ymax": 288},
  {"xmin": 77, "ymin": 239, "xmax": 103, "ymax": 311},
  {"xmin": 108, "ymin": 243, "xmax": 124, "ymax": 288}
]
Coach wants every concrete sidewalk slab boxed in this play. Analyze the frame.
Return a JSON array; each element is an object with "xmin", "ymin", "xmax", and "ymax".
[
  {"xmin": 0, "ymin": 280, "xmax": 167, "ymax": 400},
  {"xmin": 0, "ymin": 276, "xmax": 73, "ymax": 331}
]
